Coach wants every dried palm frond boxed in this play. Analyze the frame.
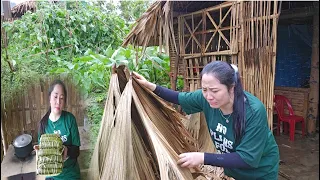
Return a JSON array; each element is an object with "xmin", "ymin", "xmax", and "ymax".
[
  {"xmin": 198, "ymin": 113, "xmax": 217, "ymax": 153},
  {"xmin": 100, "ymin": 79, "xmax": 135, "ymax": 179},
  {"xmin": 88, "ymin": 73, "xmax": 121, "ymax": 180},
  {"xmin": 11, "ymin": 1, "xmax": 36, "ymax": 18},
  {"xmin": 132, "ymin": 85, "xmax": 195, "ymax": 180},
  {"xmin": 88, "ymin": 66, "xmax": 234, "ymax": 180},
  {"xmin": 132, "ymin": 123, "xmax": 159, "ymax": 180},
  {"xmin": 122, "ymin": 1, "xmax": 163, "ymax": 50},
  {"xmin": 122, "ymin": 1, "xmax": 178, "ymax": 56}
]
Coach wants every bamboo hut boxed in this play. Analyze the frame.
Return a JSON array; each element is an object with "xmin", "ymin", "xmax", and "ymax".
[{"xmin": 123, "ymin": 1, "xmax": 282, "ymax": 130}]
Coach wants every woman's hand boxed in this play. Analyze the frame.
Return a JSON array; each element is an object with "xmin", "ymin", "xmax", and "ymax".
[
  {"xmin": 33, "ymin": 145, "xmax": 39, "ymax": 151},
  {"xmin": 132, "ymin": 72, "xmax": 156, "ymax": 91},
  {"xmin": 177, "ymin": 152, "xmax": 204, "ymax": 168}
]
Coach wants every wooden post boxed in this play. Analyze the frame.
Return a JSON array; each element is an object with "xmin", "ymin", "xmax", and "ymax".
[
  {"xmin": 2, "ymin": 1, "xmax": 12, "ymax": 18},
  {"xmin": 307, "ymin": 7, "xmax": 319, "ymax": 135}
]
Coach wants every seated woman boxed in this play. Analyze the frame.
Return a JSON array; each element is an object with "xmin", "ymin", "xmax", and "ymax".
[{"xmin": 34, "ymin": 79, "xmax": 81, "ymax": 180}]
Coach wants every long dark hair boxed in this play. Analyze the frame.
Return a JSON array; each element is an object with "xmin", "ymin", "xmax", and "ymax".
[
  {"xmin": 201, "ymin": 61, "xmax": 247, "ymax": 143},
  {"xmin": 38, "ymin": 79, "xmax": 67, "ymax": 135}
]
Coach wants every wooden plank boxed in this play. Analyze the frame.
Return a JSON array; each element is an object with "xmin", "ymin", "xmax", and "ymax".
[
  {"xmin": 280, "ymin": 6, "xmax": 317, "ymax": 20},
  {"xmin": 275, "ymin": 86, "xmax": 310, "ymax": 93},
  {"xmin": 179, "ymin": 1, "xmax": 234, "ymax": 18},
  {"xmin": 182, "ymin": 50, "xmax": 234, "ymax": 59}
]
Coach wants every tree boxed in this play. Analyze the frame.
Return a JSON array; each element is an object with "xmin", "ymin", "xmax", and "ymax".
[{"xmin": 118, "ymin": 0, "xmax": 153, "ymax": 24}]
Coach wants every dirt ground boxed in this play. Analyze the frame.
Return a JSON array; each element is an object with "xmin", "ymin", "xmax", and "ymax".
[{"xmin": 276, "ymin": 132, "xmax": 319, "ymax": 180}]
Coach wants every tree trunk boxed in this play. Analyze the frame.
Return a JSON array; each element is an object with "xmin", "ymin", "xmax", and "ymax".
[{"xmin": 307, "ymin": 9, "xmax": 319, "ymax": 135}]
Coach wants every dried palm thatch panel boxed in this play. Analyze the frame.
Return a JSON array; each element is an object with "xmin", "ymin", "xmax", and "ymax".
[
  {"xmin": 122, "ymin": 1, "xmax": 177, "ymax": 55},
  {"xmin": 11, "ymin": 1, "xmax": 36, "ymax": 18},
  {"xmin": 88, "ymin": 66, "xmax": 234, "ymax": 180},
  {"xmin": 88, "ymin": 74, "xmax": 121, "ymax": 180}
]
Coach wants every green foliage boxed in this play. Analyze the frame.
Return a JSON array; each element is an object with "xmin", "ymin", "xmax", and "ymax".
[
  {"xmin": 118, "ymin": 0, "xmax": 154, "ymax": 24},
  {"xmin": 1, "ymin": 1, "xmax": 127, "ymax": 103},
  {"xmin": 48, "ymin": 44, "xmax": 170, "ymax": 140},
  {"xmin": 1, "ymin": 1, "xmax": 172, "ymax": 146},
  {"xmin": 86, "ymin": 96, "xmax": 105, "ymax": 142},
  {"xmin": 50, "ymin": 48, "xmax": 113, "ymax": 99}
]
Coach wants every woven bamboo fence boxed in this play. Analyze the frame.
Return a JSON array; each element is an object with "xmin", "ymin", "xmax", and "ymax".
[
  {"xmin": 1, "ymin": 78, "xmax": 84, "ymax": 159},
  {"xmin": 237, "ymin": 1, "xmax": 281, "ymax": 130}
]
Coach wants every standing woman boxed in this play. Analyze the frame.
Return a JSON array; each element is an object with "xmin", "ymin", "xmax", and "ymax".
[
  {"xmin": 134, "ymin": 61, "xmax": 279, "ymax": 180},
  {"xmin": 35, "ymin": 80, "xmax": 81, "ymax": 180}
]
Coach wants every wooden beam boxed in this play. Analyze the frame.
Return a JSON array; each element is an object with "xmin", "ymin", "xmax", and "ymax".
[
  {"xmin": 182, "ymin": 49, "xmax": 236, "ymax": 59},
  {"xmin": 279, "ymin": 6, "xmax": 317, "ymax": 20},
  {"xmin": 307, "ymin": 10, "xmax": 319, "ymax": 135}
]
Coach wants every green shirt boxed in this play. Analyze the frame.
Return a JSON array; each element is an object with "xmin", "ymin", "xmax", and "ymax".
[
  {"xmin": 179, "ymin": 90, "xmax": 279, "ymax": 180},
  {"xmin": 38, "ymin": 111, "xmax": 81, "ymax": 180}
]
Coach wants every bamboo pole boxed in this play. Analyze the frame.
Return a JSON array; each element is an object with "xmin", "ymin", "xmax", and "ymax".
[
  {"xmin": 269, "ymin": 0, "xmax": 279, "ymax": 130},
  {"xmin": 202, "ymin": 11, "xmax": 206, "ymax": 53},
  {"xmin": 307, "ymin": 9, "xmax": 319, "ymax": 135},
  {"xmin": 178, "ymin": 17, "xmax": 182, "ymax": 56},
  {"xmin": 251, "ymin": 2, "xmax": 254, "ymax": 50},
  {"xmin": 219, "ymin": 6, "xmax": 222, "ymax": 52},
  {"xmin": 179, "ymin": 1, "xmax": 235, "ymax": 18},
  {"xmin": 192, "ymin": 14, "xmax": 194, "ymax": 54},
  {"xmin": 183, "ymin": 50, "xmax": 234, "ymax": 59},
  {"xmin": 239, "ymin": 1, "xmax": 245, "ymax": 89},
  {"xmin": 182, "ymin": 17, "xmax": 186, "ymax": 55},
  {"xmin": 189, "ymin": 59, "xmax": 195, "ymax": 92}
]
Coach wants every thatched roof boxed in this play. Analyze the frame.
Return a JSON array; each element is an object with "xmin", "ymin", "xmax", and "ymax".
[
  {"xmin": 122, "ymin": 1, "xmax": 224, "ymax": 53},
  {"xmin": 11, "ymin": 1, "xmax": 36, "ymax": 18}
]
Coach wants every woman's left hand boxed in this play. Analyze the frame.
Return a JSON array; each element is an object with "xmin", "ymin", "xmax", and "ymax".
[{"xmin": 177, "ymin": 152, "xmax": 204, "ymax": 168}]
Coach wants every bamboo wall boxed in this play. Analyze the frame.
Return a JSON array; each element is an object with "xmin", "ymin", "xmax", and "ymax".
[
  {"xmin": 239, "ymin": 1, "xmax": 280, "ymax": 130},
  {"xmin": 176, "ymin": 2, "xmax": 239, "ymax": 91},
  {"xmin": 171, "ymin": 1, "xmax": 281, "ymax": 129},
  {"xmin": 1, "ymin": 78, "xmax": 84, "ymax": 157}
]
